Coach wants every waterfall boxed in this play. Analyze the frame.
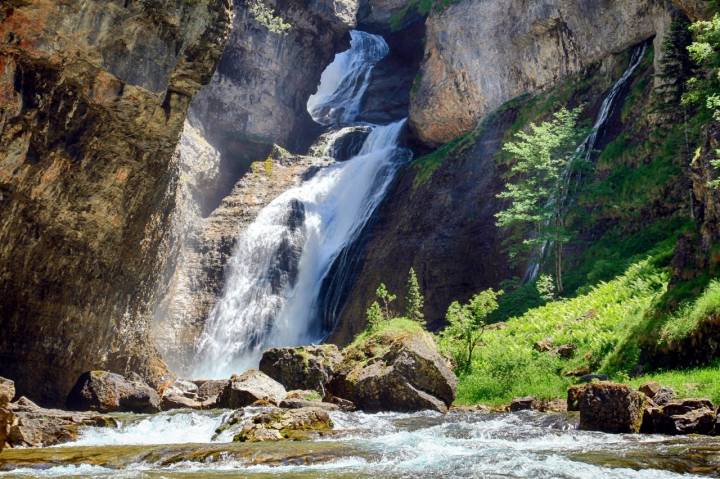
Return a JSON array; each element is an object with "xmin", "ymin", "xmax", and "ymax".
[
  {"xmin": 193, "ymin": 31, "xmax": 409, "ymax": 378},
  {"xmin": 523, "ymin": 43, "xmax": 647, "ymax": 283}
]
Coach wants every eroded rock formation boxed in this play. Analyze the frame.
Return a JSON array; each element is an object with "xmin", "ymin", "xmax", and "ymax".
[
  {"xmin": 0, "ymin": 0, "xmax": 233, "ymax": 405},
  {"xmin": 408, "ymin": 0, "xmax": 693, "ymax": 145}
]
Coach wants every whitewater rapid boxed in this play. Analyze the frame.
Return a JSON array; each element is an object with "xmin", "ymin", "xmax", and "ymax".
[{"xmin": 3, "ymin": 409, "xmax": 718, "ymax": 478}]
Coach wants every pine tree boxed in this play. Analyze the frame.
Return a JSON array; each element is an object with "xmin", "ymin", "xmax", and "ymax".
[
  {"xmin": 405, "ymin": 268, "xmax": 425, "ymax": 325},
  {"xmin": 366, "ymin": 301, "xmax": 383, "ymax": 330},
  {"xmin": 656, "ymin": 13, "xmax": 694, "ymax": 113}
]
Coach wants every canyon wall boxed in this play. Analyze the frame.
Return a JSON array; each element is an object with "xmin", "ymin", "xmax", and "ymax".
[{"xmin": 0, "ymin": 0, "xmax": 232, "ymax": 405}]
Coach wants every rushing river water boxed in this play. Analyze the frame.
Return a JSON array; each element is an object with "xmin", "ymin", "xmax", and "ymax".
[{"xmin": 2, "ymin": 409, "xmax": 720, "ymax": 478}]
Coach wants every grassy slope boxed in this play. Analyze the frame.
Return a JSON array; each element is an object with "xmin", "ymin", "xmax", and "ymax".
[{"xmin": 413, "ymin": 44, "xmax": 720, "ymax": 406}]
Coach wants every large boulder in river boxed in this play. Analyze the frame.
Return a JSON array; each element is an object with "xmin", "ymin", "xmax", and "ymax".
[
  {"xmin": 259, "ymin": 345, "xmax": 343, "ymax": 392},
  {"xmin": 643, "ymin": 399, "xmax": 717, "ymax": 435},
  {"xmin": 230, "ymin": 407, "xmax": 333, "ymax": 442},
  {"xmin": 579, "ymin": 382, "xmax": 648, "ymax": 433},
  {"xmin": 216, "ymin": 370, "xmax": 287, "ymax": 408},
  {"xmin": 7, "ymin": 397, "xmax": 117, "ymax": 447},
  {"xmin": 66, "ymin": 371, "xmax": 160, "ymax": 414},
  {"xmin": 329, "ymin": 322, "xmax": 457, "ymax": 412}
]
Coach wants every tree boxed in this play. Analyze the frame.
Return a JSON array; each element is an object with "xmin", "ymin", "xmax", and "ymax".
[
  {"xmin": 685, "ymin": 13, "xmax": 720, "ymax": 121},
  {"xmin": 536, "ymin": 274, "xmax": 556, "ymax": 302},
  {"xmin": 495, "ymin": 107, "xmax": 586, "ymax": 294},
  {"xmin": 441, "ymin": 289, "xmax": 502, "ymax": 373},
  {"xmin": 376, "ymin": 283, "xmax": 397, "ymax": 319},
  {"xmin": 405, "ymin": 268, "xmax": 425, "ymax": 325},
  {"xmin": 366, "ymin": 283, "xmax": 397, "ymax": 330},
  {"xmin": 656, "ymin": 13, "xmax": 694, "ymax": 112}
]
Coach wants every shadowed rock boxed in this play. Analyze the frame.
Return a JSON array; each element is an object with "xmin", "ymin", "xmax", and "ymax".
[
  {"xmin": 67, "ymin": 371, "xmax": 160, "ymax": 414},
  {"xmin": 260, "ymin": 345, "xmax": 343, "ymax": 393},
  {"xmin": 579, "ymin": 382, "xmax": 648, "ymax": 433}
]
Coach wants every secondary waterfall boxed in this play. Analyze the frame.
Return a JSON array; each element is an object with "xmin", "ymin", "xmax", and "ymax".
[
  {"xmin": 523, "ymin": 43, "xmax": 647, "ymax": 282},
  {"xmin": 193, "ymin": 31, "xmax": 409, "ymax": 378}
]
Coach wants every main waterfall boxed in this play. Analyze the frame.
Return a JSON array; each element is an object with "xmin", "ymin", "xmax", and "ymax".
[{"xmin": 193, "ymin": 31, "xmax": 409, "ymax": 378}]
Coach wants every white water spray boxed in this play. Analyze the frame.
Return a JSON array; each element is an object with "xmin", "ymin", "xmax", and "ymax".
[{"xmin": 193, "ymin": 31, "xmax": 408, "ymax": 378}]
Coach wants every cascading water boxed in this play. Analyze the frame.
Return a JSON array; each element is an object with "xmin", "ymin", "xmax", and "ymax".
[
  {"xmin": 193, "ymin": 31, "xmax": 409, "ymax": 378},
  {"xmin": 523, "ymin": 43, "xmax": 647, "ymax": 283}
]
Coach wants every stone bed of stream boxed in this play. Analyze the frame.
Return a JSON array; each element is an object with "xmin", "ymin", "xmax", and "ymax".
[{"xmin": 2, "ymin": 408, "xmax": 720, "ymax": 478}]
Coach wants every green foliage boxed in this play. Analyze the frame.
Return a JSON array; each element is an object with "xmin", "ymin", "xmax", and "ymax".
[
  {"xmin": 366, "ymin": 283, "xmax": 398, "ymax": 330},
  {"xmin": 629, "ymin": 360, "xmax": 720, "ymax": 404},
  {"xmin": 405, "ymin": 268, "xmax": 425, "ymax": 324},
  {"xmin": 496, "ymin": 107, "xmax": 586, "ymax": 292},
  {"xmin": 659, "ymin": 280, "xmax": 720, "ymax": 344},
  {"xmin": 350, "ymin": 317, "xmax": 427, "ymax": 351},
  {"xmin": 439, "ymin": 289, "xmax": 502, "ymax": 373},
  {"xmin": 535, "ymin": 274, "xmax": 556, "ymax": 302},
  {"xmin": 389, "ymin": 0, "xmax": 456, "ymax": 31},
  {"xmin": 412, "ymin": 130, "xmax": 477, "ymax": 188},
  {"xmin": 454, "ymin": 258, "xmax": 669, "ymax": 406},
  {"xmin": 248, "ymin": 0, "xmax": 292, "ymax": 34},
  {"xmin": 656, "ymin": 13, "xmax": 694, "ymax": 111},
  {"xmin": 684, "ymin": 14, "xmax": 720, "ymax": 120}
]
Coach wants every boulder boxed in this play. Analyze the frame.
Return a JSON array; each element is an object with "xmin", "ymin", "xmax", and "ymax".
[
  {"xmin": 0, "ymin": 377, "xmax": 15, "ymax": 451},
  {"xmin": 195, "ymin": 380, "xmax": 228, "ymax": 401},
  {"xmin": 510, "ymin": 397, "xmax": 536, "ymax": 412},
  {"xmin": 0, "ymin": 377, "xmax": 14, "ymax": 406},
  {"xmin": 579, "ymin": 382, "xmax": 648, "ymax": 433},
  {"xmin": 639, "ymin": 381, "xmax": 675, "ymax": 406},
  {"xmin": 578, "ymin": 374, "xmax": 610, "ymax": 383},
  {"xmin": 216, "ymin": 370, "xmax": 287, "ymax": 409},
  {"xmin": 644, "ymin": 399, "xmax": 717, "ymax": 435},
  {"xmin": 67, "ymin": 371, "xmax": 160, "ymax": 413},
  {"xmin": 232, "ymin": 407, "xmax": 333, "ymax": 442},
  {"xmin": 8, "ymin": 397, "xmax": 117, "ymax": 447},
  {"xmin": 259, "ymin": 345, "xmax": 343, "ymax": 392},
  {"xmin": 324, "ymin": 395, "xmax": 356, "ymax": 412},
  {"xmin": 329, "ymin": 330, "xmax": 457, "ymax": 413},
  {"xmin": 567, "ymin": 384, "xmax": 587, "ymax": 412},
  {"xmin": 533, "ymin": 338, "xmax": 554, "ymax": 352},
  {"xmin": 279, "ymin": 399, "xmax": 340, "ymax": 411},
  {"xmin": 160, "ymin": 392, "xmax": 204, "ymax": 411}
]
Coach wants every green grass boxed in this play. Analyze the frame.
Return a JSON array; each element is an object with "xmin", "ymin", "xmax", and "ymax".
[
  {"xmin": 412, "ymin": 130, "xmax": 477, "ymax": 188},
  {"xmin": 629, "ymin": 361, "xmax": 720, "ymax": 404},
  {"xmin": 453, "ymin": 258, "xmax": 669, "ymax": 406},
  {"xmin": 659, "ymin": 280, "xmax": 720, "ymax": 344},
  {"xmin": 349, "ymin": 317, "xmax": 426, "ymax": 350}
]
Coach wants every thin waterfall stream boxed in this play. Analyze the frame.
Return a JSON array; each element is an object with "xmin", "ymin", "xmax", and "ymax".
[
  {"xmin": 193, "ymin": 31, "xmax": 410, "ymax": 378},
  {"xmin": 523, "ymin": 44, "xmax": 648, "ymax": 283}
]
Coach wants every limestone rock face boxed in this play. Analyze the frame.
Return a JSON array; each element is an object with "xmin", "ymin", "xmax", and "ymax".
[
  {"xmin": 0, "ymin": 0, "xmax": 233, "ymax": 405},
  {"xmin": 7, "ymin": 397, "xmax": 117, "ymax": 448},
  {"xmin": 579, "ymin": 382, "xmax": 648, "ymax": 433},
  {"xmin": 329, "ymin": 329, "xmax": 457, "ymax": 412},
  {"xmin": 409, "ymin": 0, "xmax": 676, "ymax": 145},
  {"xmin": 189, "ymin": 0, "xmax": 359, "ymax": 165},
  {"xmin": 66, "ymin": 371, "xmax": 161, "ymax": 414},
  {"xmin": 259, "ymin": 345, "xmax": 343, "ymax": 392},
  {"xmin": 216, "ymin": 369, "xmax": 287, "ymax": 408}
]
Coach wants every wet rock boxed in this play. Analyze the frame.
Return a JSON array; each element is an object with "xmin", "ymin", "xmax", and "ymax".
[
  {"xmin": 259, "ymin": 345, "xmax": 343, "ymax": 393},
  {"xmin": 579, "ymin": 382, "xmax": 648, "ymax": 433},
  {"xmin": 329, "ymin": 330, "xmax": 457, "ymax": 413},
  {"xmin": 535, "ymin": 398, "xmax": 568, "ymax": 413},
  {"xmin": 567, "ymin": 384, "xmax": 587, "ymax": 412},
  {"xmin": 160, "ymin": 392, "xmax": 203, "ymax": 411},
  {"xmin": 216, "ymin": 370, "xmax": 287, "ymax": 409},
  {"xmin": 645, "ymin": 399, "xmax": 717, "ymax": 435},
  {"xmin": 232, "ymin": 407, "xmax": 334, "ymax": 442},
  {"xmin": 8, "ymin": 397, "xmax": 117, "ymax": 447},
  {"xmin": 67, "ymin": 371, "xmax": 160, "ymax": 414},
  {"xmin": 324, "ymin": 395, "xmax": 357, "ymax": 412},
  {"xmin": 510, "ymin": 397, "xmax": 536, "ymax": 412}
]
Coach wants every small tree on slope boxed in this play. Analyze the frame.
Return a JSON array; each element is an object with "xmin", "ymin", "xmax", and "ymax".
[
  {"xmin": 495, "ymin": 107, "xmax": 585, "ymax": 294},
  {"xmin": 405, "ymin": 268, "xmax": 425, "ymax": 325}
]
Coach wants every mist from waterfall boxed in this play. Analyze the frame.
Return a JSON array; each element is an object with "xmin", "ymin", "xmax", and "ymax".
[{"xmin": 192, "ymin": 31, "xmax": 409, "ymax": 378}]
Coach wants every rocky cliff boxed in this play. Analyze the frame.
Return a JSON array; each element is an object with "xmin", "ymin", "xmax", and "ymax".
[
  {"xmin": 409, "ymin": 0, "xmax": 700, "ymax": 146},
  {"xmin": 187, "ymin": 0, "xmax": 358, "ymax": 210},
  {"xmin": 0, "ymin": 0, "xmax": 232, "ymax": 405}
]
